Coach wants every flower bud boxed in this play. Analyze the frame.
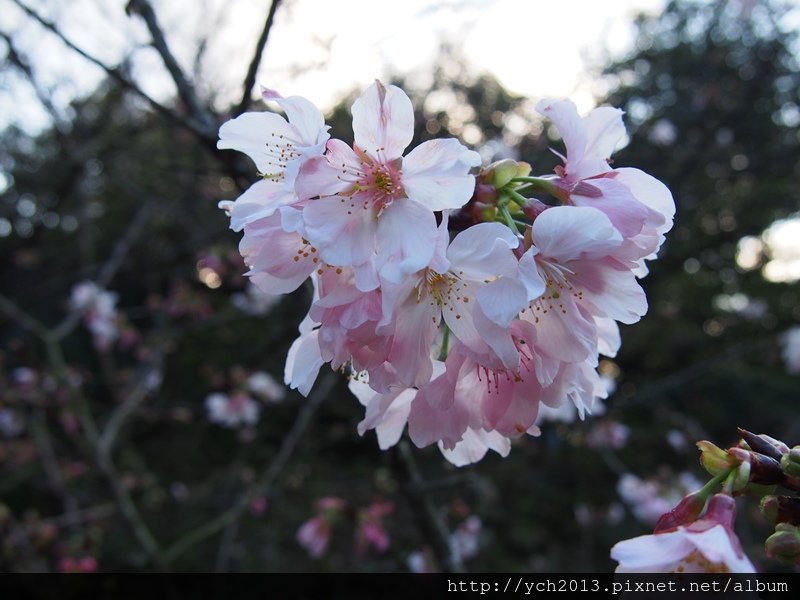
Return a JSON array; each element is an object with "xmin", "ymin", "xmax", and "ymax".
[
  {"xmin": 521, "ymin": 198, "xmax": 549, "ymax": 221},
  {"xmin": 697, "ymin": 440, "xmax": 737, "ymax": 477},
  {"xmin": 729, "ymin": 447, "xmax": 783, "ymax": 486},
  {"xmin": 654, "ymin": 490, "xmax": 707, "ymax": 533},
  {"xmin": 765, "ymin": 523, "xmax": 800, "ymax": 562},
  {"xmin": 702, "ymin": 493, "xmax": 737, "ymax": 529},
  {"xmin": 760, "ymin": 495, "xmax": 800, "ymax": 526},
  {"xmin": 738, "ymin": 428, "xmax": 789, "ymax": 459},
  {"xmin": 473, "ymin": 181, "xmax": 497, "ymax": 205},
  {"xmin": 483, "ymin": 159, "xmax": 531, "ymax": 189},
  {"xmin": 780, "ymin": 446, "xmax": 800, "ymax": 479}
]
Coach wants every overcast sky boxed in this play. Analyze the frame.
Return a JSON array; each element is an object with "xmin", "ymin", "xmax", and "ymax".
[{"xmin": 0, "ymin": 0, "xmax": 666, "ymax": 132}]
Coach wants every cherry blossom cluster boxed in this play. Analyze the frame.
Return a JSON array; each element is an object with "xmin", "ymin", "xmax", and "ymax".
[{"xmin": 217, "ymin": 81, "xmax": 675, "ymax": 465}]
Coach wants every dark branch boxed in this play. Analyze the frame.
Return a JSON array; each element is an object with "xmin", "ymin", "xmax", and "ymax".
[
  {"xmin": 10, "ymin": 0, "xmax": 214, "ymax": 146},
  {"xmin": 126, "ymin": 0, "xmax": 216, "ymax": 135},
  {"xmin": 235, "ymin": 0, "xmax": 282, "ymax": 116}
]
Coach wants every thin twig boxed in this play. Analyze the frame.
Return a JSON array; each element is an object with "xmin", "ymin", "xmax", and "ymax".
[
  {"xmin": 163, "ymin": 371, "xmax": 337, "ymax": 563},
  {"xmin": 10, "ymin": 0, "xmax": 213, "ymax": 145},
  {"xmin": 0, "ymin": 30, "xmax": 66, "ymax": 128},
  {"xmin": 235, "ymin": 0, "xmax": 282, "ymax": 116},
  {"xmin": 98, "ymin": 344, "xmax": 166, "ymax": 456},
  {"xmin": 395, "ymin": 441, "xmax": 465, "ymax": 573},
  {"xmin": 42, "ymin": 332, "xmax": 167, "ymax": 568},
  {"xmin": 126, "ymin": 0, "xmax": 216, "ymax": 134},
  {"xmin": 29, "ymin": 409, "xmax": 81, "ymax": 521},
  {"xmin": 0, "ymin": 294, "xmax": 51, "ymax": 339}
]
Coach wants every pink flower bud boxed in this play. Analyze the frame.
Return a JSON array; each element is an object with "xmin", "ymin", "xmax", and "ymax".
[{"xmin": 654, "ymin": 491, "xmax": 707, "ymax": 533}]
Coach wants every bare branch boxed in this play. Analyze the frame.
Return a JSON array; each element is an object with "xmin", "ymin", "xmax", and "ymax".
[
  {"xmin": 395, "ymin": 441, "xmax": 466, "ymax": 573},
  {"xmin": 10, "ymin": 0, "xmax": 214, "ymax": 145},
  {"xmin": 0, "ymin": 30, "xmax": 65, "ymax": 128},
  {"xmin": 164, "ymin": 371, "xmax": 337, "ymax": 563},
  {"xmin": 40, "ymin": 330, "xmax": 167, "ymax": 568},
  {"xmin": 126, "ymin": 0, "xmax": 216, "ymax": 135},
  {"xmin": 29, "ymin": 409, "xmax": 81, "ymax": 521},
  {"xmin": 235, "ymin": 0, "xmax": 283, "ymax": 115},
  {"xmin": 0, "ymin": 294, "xmax": 51, "ymax": 340},
  {"xmin": 98, "ymin": 343, "xmax": 167, "ymax": 456}
]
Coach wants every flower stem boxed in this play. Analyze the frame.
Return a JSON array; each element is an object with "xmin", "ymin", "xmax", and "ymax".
[
  {"xmin": 511, "ymin": 176, "xmax": 561, "ymax": 196},
  {"xmin": 497, "ymin": 205, "xmax": 521, "ymax": 233},
  {"xmin": 701, "ymin": 471, "xmax": 731, "ymax": 499},
  {"xmin": 506, "ymin": 188, "xmax": 531, "ymax": 208},
  {"xmin": 438, "ymin": 323, "xmax": 450, "ymax": 361}
]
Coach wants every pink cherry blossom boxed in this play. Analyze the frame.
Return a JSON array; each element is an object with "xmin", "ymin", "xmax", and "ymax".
[
  {"xmin": 217, "ymin": 90, "xmax": 330, "ymax": 231},
  {"xmin": 519, "ymin": 206, "xmax": 647, "ymax": 328},
  {"xmin": 296, "ymin": 81, "xmax": 481, "ymax": 288},
  {"xmin": 379, "ymin": 216, "xmax": 527, "ymax": 388},
  {"xmin": 407, "ymin": 332, "xmax": 551, "ymax": 450},
  {"xmin": 349, "ymin": 369, "xmax": 511, "ymax": 466},
  {"xmin": 536, "ymin": 98, "xmax": 674, "ymax": 268}
]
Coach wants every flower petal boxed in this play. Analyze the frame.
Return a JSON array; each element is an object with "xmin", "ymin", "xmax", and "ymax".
[
  {"xmin": 262, "ymin": 89, "xmax": 329, "ymax": 146},
  {"xmin": 536, "ymin": 99, "xmax": 587, "ymax": 168},
  {"xmin": 438, "ymin": 428, "xmax": 511, "ymax": 466},
  {"xmin": 569, "ymin": 258, "xmax": 647, "ymax": 324},
  {"xmin": 376, "ymin": 199, "xmax": 437, "ymax": 283},
  {"xmin": 531, "ymin": 206, "xmax": 622, "ymax": 263},
  {"xmin": 352, "ymin": 81, "xmax": 413, "ymax": 161},
  {"xmin": 613, "ymin": 167, "xmax": 675, "ymax": 233},
  {"xmin": 227, "ymin": 179, "xmax": 294, "ymax": 231},
  {"xmin": 296, "ymin": 140, "xmax": 361, "ymax": 199},
  {"xmin": 583, "ymin": 106, "xmax": 625, "ymax": 166},
  {"xmin": 302, "ymin": 196, "xmax": 377, "ymax": 269},
  {"xmin": 571, "ymin": 177, "xmax": 650, "ymax": 239},
  {"xmin": 284, "ymin": 329, "xmax": 324, "ymax": 397},
  {"xmin": 611, "ymin": 530, "xmax": 692, "ymax": 573},
  {"xmin": 402, "ymin": 139, "xmax": 481, "ymax": 211},
  {"xmin": 218, "ymin": 111, "xmax": 298, "ymax": 173},
  {"xmin": 447, "ymin": 222, "xmax": 520, "ymax": 280}
]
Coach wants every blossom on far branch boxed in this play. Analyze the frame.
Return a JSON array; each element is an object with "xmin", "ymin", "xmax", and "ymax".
[
  {"xmin": 296, "ymin": 497, "xmax": 346, "ymax": 559},
  {"xmin": 205, "ymin": 392, "xmax": 260, "ymax": 429},
  {"xmin": 69, "ymin": 281, "xmax": 122, "ymax": 351}
]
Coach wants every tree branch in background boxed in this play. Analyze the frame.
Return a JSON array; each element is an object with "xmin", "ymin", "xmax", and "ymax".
[
  {"xmin": 0, "ymin": 294, "xmax": 167, "ymax": 568},
  {"xmin": 395, "ymin": 441, "xmax": 465, "ymax": 573},
  {"xmin": 9, "ymin": 0, "xmax": 214, "ymax": 146},
  {"xmin": 0, "ymin": 30, "xmax": 66, "ymax": 129},
  {"xmin": 164, "ymin": 371, "xmax": 336, "ymax": 563},
  {"xmin": 235, "ymin": 0, "xmax": 283, "ymax": 116},
  {"xmin": 125, "ymin": 0, "xmax": 217, "ymax": 136}
]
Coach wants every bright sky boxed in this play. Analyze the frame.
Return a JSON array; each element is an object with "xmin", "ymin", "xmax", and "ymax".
[{"xmin": 0, "ymin": 0, "xmax": 665, "ymax": 131}]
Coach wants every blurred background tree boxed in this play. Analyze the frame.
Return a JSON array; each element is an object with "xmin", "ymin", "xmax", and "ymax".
[{"xmin": 0, "ymin": 0, "xmax": 798, "ymax": 573}]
